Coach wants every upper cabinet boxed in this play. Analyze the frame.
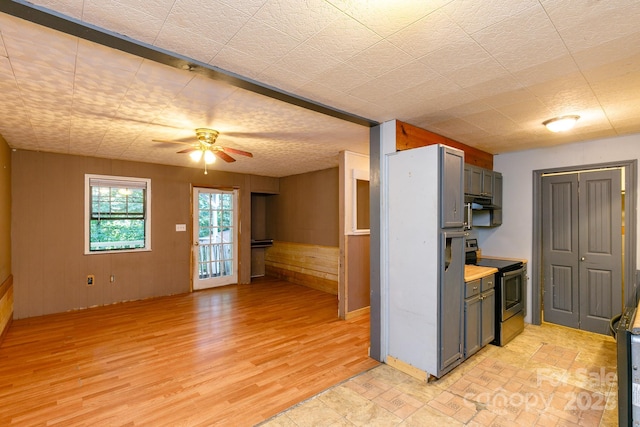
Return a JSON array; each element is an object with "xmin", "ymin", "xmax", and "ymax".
[
  {"xmin": 465, "ymin": 165, "xmax": 503, "ymax": 227},
  {"xmin": 489, "ymin": 172, "xmax": 503, "ymax": 226},
  {"xmin": 465, "ymin": 164, "xmax": 493, "ymax": 199},
  {"xmin": 481, "ymin": 169, "xmax": 493, "ymax": 198},
  {"xmin": 441, "ymin": 146, "xmax": 465, "ymax": 229},
  {"xmin": 493, "ymin": 172, "xmax": 503, "ymax": 209}
]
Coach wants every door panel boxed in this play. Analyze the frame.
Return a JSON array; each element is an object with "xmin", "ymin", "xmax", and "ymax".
[
  {"xmin": 542, "ymin": 174, "xmax": 579, "ymax": 329},
  {"xmin": 579, "ymin": 170, "xmax": 621, "ymax": 334},
  {"xmin": 550, "ymin": 265, "xmax": 574, "ymax": 313},
  {"xmin": 193, "ymin": 187, "xmax": 238, "ymax": 290},
  {"xmin": 440, "ymin": 231, "xmax": 464, "ymax": 371},
  {"xmin": 464, "ymin": 295, "xmax": 481, "ymax": 357},
  {"xmin": 542, "ymin": 169, "xmax": 622, "ymax": 334},
  {"xmin": 481, "ymin": 289, "xmax": 495, "ymax": 346},
  {"xmin": 440, "ymin": 146, "xmax": 464, "ymax": 229}
]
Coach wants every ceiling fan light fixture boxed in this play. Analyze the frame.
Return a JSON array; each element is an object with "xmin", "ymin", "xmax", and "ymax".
[
  {"xmin": 195, "ymin": 128, "xmax": 220, "ymax": 144},
  {"xmin": 189, "ymin": 150, "xmax": 203, "ymax": 162},
  {"xmin": 543, "ymin": 115, "xmax": 580, "ymax": 132},
  {"xmin": 204, "ymin": 149, "xmax": 216, "ymax": 164}
]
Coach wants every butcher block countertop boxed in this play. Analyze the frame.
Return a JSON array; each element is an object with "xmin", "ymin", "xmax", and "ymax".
[{"xmin": 464, "ymin": 265, "xmax": 498, "ymax": 282}]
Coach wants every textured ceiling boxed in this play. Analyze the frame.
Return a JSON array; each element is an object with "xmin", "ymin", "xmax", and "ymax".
[{"xmin": 1, "ymin": 0, "xmax": 639, "ymax": 177}]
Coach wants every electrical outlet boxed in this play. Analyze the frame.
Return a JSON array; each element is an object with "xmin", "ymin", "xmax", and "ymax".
[
  {"xmin": 176, "ymin": 224, "xmax": 187, "ymax": 232},
  {"xmin": 87, "ymin": 275, "xmax": 95, "ymax": 286}
]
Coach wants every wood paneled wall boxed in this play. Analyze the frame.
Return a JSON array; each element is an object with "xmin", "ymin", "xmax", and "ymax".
[
  {"xmin": 395, "ymin": 120, "xmax": 493, "ymax": 169},
  {"xmin": 345, "ymin": 234, "xmax": 370, "ymax": 316},
  {"xmin": 266, "ymin": 168, "xmax": 339, "ymax": 248},
  {"xmin": 0, "ymin": 135, "xmax": 11, "ymax": 343},
  {"xmin": 263, "ymin": 168, "xmax": 340, "ymax": 293},
  {"xmin": 265, "ymin": 241, "xmax": 338, "ymax": 295},
  {"xmin": 11, "ymin": 150, "xmax": 279, "ymax": 319},
  {"xmin": 0, "ymin": 275, "xmax": 13, "ymax": 343}
]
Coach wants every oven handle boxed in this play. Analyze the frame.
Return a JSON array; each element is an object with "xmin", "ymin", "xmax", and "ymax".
[{"xmin": 502, "ymin": 266, "xmax": 525, "ymax": 279}]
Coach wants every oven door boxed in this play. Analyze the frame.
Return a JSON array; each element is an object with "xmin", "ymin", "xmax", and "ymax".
[{"xmin": 501, "ymin": 267, "xmax": 525, "ymax": 321}]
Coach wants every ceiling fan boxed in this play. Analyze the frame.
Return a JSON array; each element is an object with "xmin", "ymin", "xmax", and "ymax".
[{"xmin": 154, "ymin": 128, "xmax": 253, "ymax": 174}]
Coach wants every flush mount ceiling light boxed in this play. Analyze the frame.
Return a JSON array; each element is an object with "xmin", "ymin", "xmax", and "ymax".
[{"xmin": 543, "ymin": 115, "xmax": 580, "ymax": 132}]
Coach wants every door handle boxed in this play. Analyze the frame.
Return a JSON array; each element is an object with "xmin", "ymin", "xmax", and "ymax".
[
  {"xmin": 195, "ymin": 242, "xmax": 200, "ymax": 246},
  {"xmin": 580, "ymin": 256, "xmax": 585, "ymax": 261}
]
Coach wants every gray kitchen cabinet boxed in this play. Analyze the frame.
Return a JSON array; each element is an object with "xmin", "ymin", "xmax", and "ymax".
[
  {"xmin": 467, "ymin": 166, "xmax": 502, "ymax": 227},
  {"xmin": 481, "ymin": 288, "xmax": 496, "ymax": 346},
  {"xmin": 490, "ymin": 172, "xmax": 503, "ymax": 226},
  {"xmin": 465, "ymin": 165, "xmax": 493, "ymax": 198},
  {"xmin": 481, "ymin": 168, "xmax": 493, "ymax": 198},
  {"xmin": 464, "ymin": 279, "xmax": 482, "ymax": 357},
  {"xmin": 441, "ymin": 146, "xmax": 465, "ymax": 229},
  {"xmin": 465, "ymin": 165, "xmax": 483, "ymax": 196},
  {"xmin": 440, "ymin": 232, "xmax": 466, "ymax": 371},
  {"xmin": 492, "ymin": 172, "xmax": 503, "ymax": 208},
  {"xmin": 464, "ymin": 274, "xmax": 495, "ymax": 357},
  {"xmin": 473, "ymin": 173, "xmax": 503, "ymax": 227}
]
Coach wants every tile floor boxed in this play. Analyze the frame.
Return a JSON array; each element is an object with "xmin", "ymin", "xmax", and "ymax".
[{"xmin": 260, "ymin": 322, "xmax": 618, "ymax": 426}]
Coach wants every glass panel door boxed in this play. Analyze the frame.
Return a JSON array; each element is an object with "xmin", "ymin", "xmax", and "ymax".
[{"xmin": 192, "ymin": 187, "xmax": 238, "ymax": 290}]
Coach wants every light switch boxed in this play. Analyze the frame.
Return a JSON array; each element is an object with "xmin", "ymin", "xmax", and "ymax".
[{"xmin": 176, "ymin": 224, "xmax": 187, "ymax": 232}]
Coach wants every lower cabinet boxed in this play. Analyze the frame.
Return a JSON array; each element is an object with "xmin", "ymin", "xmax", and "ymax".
[
  {"xmin": 481, "ymin": 287, "xmax": 495, "ymax": 347},
  {"xmin": 464, "ymin": 274, "xmax": 495, "ymax": 358},
  {"xmin": 464, "ymin": 292, "xmax": 482, "ymax": 356}
]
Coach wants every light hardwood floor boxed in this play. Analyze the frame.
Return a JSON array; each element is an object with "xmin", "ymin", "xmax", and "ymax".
[{"xmin": 0, "ymin": 277, "xmax": 378, "ymax": 426}]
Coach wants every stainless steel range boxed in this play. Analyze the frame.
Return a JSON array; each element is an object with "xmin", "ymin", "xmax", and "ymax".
[{"xmin": 466, "ymin": 239, "xmax": 527, "ymax": 346}]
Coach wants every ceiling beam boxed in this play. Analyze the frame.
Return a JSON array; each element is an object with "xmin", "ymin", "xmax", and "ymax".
[{"xmin": 0, "ymin": 0, "xmax": 379, "ymax": 128}]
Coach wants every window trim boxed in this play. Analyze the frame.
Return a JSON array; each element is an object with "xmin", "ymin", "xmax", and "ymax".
[{"xmin": 84, "ymin": 174, "xmax": 152, "ymax": 255}]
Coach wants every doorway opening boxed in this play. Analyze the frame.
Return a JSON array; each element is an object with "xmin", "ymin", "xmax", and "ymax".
[
  {"xmin": 192, "ymin": 187, "xmax": 239, "ymax": 290},
  {"xmin": 532, "ymin": 160, "xmax": 637, "ymax": 334}
]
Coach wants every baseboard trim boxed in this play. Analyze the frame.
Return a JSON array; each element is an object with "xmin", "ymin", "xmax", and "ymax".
[
  {"xmin": 345, "ymin": 306, "xmax": 370, "ymax": 320},
  {"xmin": 385, "ymin": 355, "xmax": 429, "ymax": 382}
]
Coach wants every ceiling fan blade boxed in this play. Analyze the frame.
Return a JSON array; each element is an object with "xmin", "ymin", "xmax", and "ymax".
[
  {"xmin": 177, "ymin": 147, "xmax": 198, "ymax": 154},
  {"xmin": 222, "ymin": 146, "xmax": 253, "ymax": 157},
  {"xmin": 153, "ymin": 138, "xmax": 196, "ymax": 146},
  {"xmin": 214, "ymin": 151, "xmax": 236, "ymax": 163}
]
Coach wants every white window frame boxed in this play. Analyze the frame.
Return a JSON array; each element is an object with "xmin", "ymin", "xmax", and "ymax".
[
  {"xmin": 84, "ymin": 174, "xmax": 152, "ymax": 255},
  {"xmin": 351, "ymin": 168, "xmax": 370, "ymax": 235}
]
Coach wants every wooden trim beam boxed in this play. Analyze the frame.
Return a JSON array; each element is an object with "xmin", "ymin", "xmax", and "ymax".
[{"xmin": 395, "ymin": 120, "xmax": 493, "ymax": 170}]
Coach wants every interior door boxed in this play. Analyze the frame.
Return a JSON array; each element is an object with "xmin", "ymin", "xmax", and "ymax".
[
  {"xmin": 192, "ymin": 187, "xmax": 238, "ymax": 290},
  {"xmin": 542, "ymin": 169, "xmax": 622, "ymax": 334},
  {"xmin": 578, "ymin": 170, "xmax": 622, "ymax": 333}
]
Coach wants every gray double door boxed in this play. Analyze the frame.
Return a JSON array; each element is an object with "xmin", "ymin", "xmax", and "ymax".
[{"xmin": 542, "ymin": 169, "xmax": 622, "ymax": 335}]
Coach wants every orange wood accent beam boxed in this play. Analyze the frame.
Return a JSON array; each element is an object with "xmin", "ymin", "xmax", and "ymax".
[{"xmin": 395, "ymin": 120, "xmax": 493, "ymax": 170}]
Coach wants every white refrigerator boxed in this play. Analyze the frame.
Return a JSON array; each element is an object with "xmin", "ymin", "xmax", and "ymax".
[{"xmin": 387, "ymin": 144, "xmax": 465, "ymax": 378}]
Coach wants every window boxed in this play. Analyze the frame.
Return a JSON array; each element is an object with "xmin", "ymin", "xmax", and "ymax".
[{"xmin": 85, "ymin": 174, "xmax": 151, "ymax": 254}]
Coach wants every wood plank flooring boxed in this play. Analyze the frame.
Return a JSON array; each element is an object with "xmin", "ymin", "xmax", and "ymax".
[{"xmin": 0, "ymin": 277, "xmax": 378, "ymax": 426}]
